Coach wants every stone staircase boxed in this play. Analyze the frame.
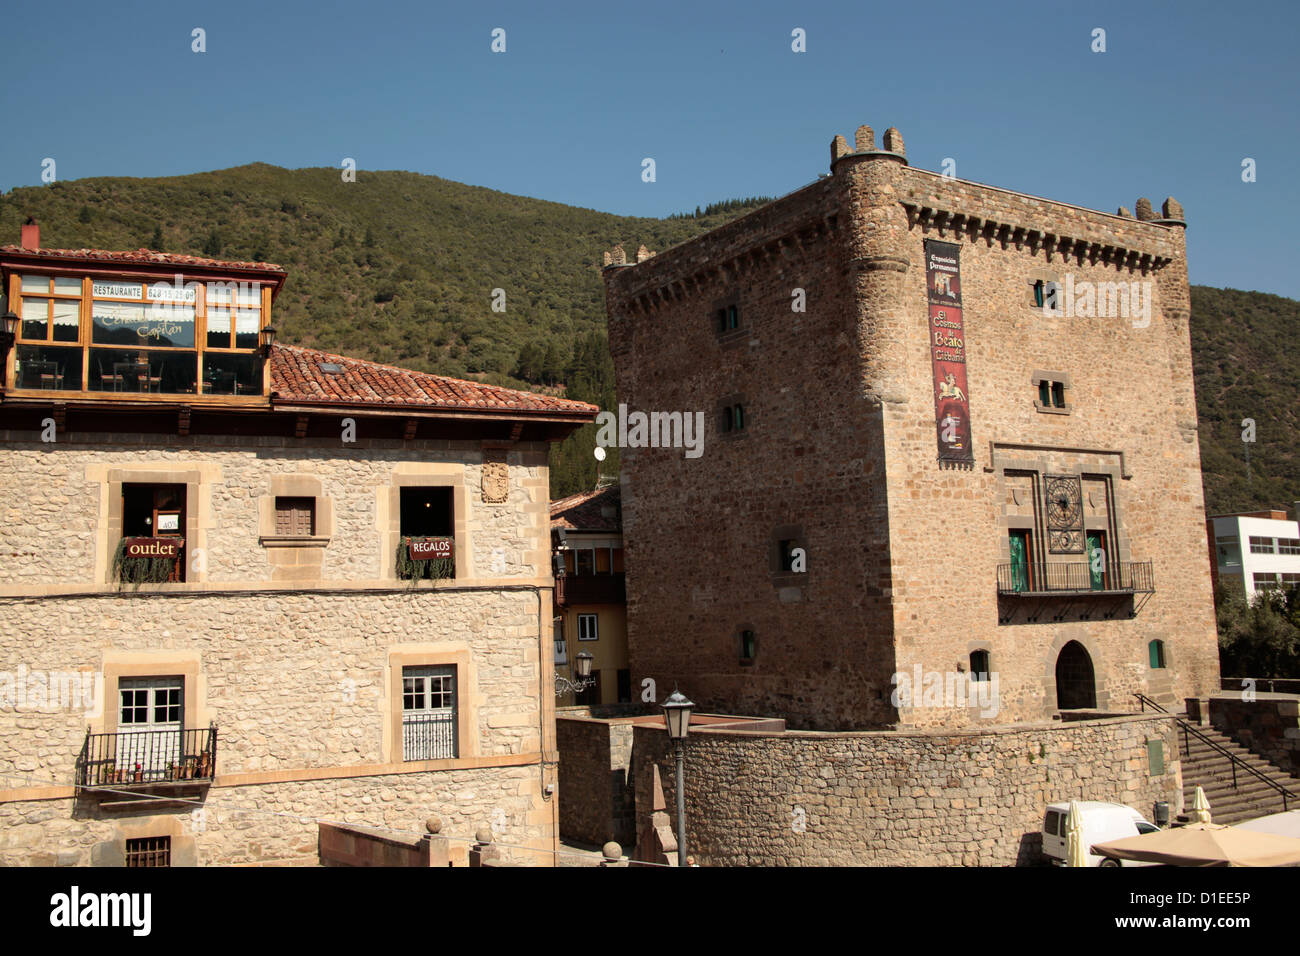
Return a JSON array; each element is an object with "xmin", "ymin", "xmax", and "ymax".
[{"xmin": 1177, "ymin": 726, "xmax": 1300, "ymax": 825}]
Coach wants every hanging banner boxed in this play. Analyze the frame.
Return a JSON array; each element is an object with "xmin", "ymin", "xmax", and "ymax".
[{"xmin": 924, "ymin": 239, "xmax": 973, "ymax": 463}]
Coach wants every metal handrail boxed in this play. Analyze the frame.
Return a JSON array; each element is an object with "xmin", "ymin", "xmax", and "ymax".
[
  {"xmin": 1134, "ymin": 693, "xmax": 1293, "ymax": 811},
  {"xmin": 996, "ymin": 560, "xmax": 1155, "ymax": 594}
]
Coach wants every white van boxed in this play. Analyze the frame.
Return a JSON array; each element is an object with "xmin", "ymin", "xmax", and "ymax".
[{"xmin": 1041, "ymin": 801, "xmax": 1161, "ymax": 867}]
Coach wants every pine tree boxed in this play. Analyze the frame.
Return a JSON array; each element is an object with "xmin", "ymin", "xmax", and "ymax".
[{"xmin": 150, "ymin": 225, "xmax": 164, "ymax": 250}]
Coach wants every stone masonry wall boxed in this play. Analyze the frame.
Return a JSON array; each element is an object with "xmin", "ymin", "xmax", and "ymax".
[
  {"xmin": 0, "ymin": 764, "xmax": 552, "ymax": 867},
  {"xmin": 604, "ymin": 129, "xmax": 1220, "ymax": 730},
  {"xmin": 633, "ymin": 714, "xmax": 1182, "ymax": 866},
  {"xmin": 1208, "ymin": 695, "xmax": 1300, "ymax": 777},
  {"xmin": 556, "ymin": 714, "xmax": 636, "ymax": 846},
  {"xmin": 0, "ymin": 433, "xmax": 551, "ymax": 588},
  {"xmin": 605, "ymin": 181, "xmax": 898, "ymax": 730}
]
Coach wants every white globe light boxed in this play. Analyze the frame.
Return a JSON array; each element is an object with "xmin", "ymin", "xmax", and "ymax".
[{"xmin": 594, "ymin": 446, "xmax": 607, "ymax": 461}]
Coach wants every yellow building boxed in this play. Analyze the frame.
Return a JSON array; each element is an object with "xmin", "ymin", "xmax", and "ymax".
[{"xmin": 551, "ymin": 485, "xmax": 629, "ymax": 707}]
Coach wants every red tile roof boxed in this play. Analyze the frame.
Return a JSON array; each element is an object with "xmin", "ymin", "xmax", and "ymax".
[
  {"xmin": 550, "ymin": 485, "xmax": 621, "ymax": 531},
  {"xmin": 270, "ymin": 343, "xmax": 600, "ymax": 416},
  {"xmin": 0, "ymin": 245, "xmax": 286, "ymax": 275}
]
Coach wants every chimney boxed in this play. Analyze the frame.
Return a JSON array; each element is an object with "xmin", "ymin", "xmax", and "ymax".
[{"xmin": 21, "ymin": 217, "xmax": 39, "ymax": 250}]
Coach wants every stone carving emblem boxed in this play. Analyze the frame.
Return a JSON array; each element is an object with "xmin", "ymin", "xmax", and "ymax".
[
  {"xmin": 1045, "ymin": 475, "xmax": 1084, "ymax": 553},
  {"xmin": 482, "ymin": 451, "xmax": 509, "ymax": 504}
]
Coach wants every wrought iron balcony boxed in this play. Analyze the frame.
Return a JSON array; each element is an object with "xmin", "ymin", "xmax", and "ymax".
[
  {"xmin": 75, "ymin": 724, "xmax": 217, "ymax": 789},
  {"xmin": 997, "ymin": 560, "xmax": 1155, "ymax": 596}
]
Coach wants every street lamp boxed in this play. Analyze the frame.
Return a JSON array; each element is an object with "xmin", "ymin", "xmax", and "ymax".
[
  {"xmin": 662, "ymin": 688, "xmax": 694, "ymax": 867},
  {"xmin": 259, "ymin": 325, "xmax": 277, "ymax": 356},
  {"xmin": 555, "ymin": 650, "xmax": 595, "ymax": 697}
]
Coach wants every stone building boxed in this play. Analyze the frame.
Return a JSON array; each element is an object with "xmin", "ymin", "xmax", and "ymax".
[
  {"xmin": 602, "ymin": 124, "xmax": 1220, "ymax": 731},
  {"xmin": 0, "ymin": 223, "xmax": 596, "ymax": 865},
  {"xmin": 551, "ymin": 484, "xmax": 629, "ymax": 707}
]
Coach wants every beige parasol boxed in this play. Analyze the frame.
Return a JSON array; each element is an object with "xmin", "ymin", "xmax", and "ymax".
[
  {"xmin": 1093, "ymin": 822, "xmax": 1300, "ymax": 867},
  {"xmin": 1066, "ymin": 800, "xmax": 1089, "ymax": 867},
  {"xmin": 1191, "ymin": 785, "xmax": 1212, "ymax": 824}
]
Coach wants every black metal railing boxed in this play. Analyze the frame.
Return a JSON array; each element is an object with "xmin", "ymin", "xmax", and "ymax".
[
  {"xmin": 402, "ymin": 712, "xmax": 457, "ymax": 761},
  {"xmin": 1135, "ymin": 694, "xmax": 1293, "ymax": 813},
  {"xmin": 75, "ymin": 724, "xmax": 217, "ymax": 788},
  {"xmin": 997, "ymin": 560, "xmax": 1155, "ymax": 595}
]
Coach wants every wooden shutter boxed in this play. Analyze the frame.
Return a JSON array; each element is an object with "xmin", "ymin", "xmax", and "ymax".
[{"xmin": 275, "ymin": 497, "xmax": 315, "ymax": 536}]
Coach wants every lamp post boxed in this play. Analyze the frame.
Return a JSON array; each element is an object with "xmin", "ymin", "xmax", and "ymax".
[
  {"xmin": 662, "ymin": 688, "xmax": 694, "ymax": 867},
  {"xmin": 555, "ymin": 650, "xmax": 595, "ymax": 697}
]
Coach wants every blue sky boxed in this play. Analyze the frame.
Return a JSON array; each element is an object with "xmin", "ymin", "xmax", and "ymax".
[{"xmin": 2, "ymin": 0, "xmax": 1296, "ymax": 296}]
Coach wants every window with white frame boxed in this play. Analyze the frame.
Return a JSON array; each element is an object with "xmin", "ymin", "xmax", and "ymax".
[
  {"xmin": 401, "ymin": 665, "xmax": 457, "ymax": 760},
  {"xmin": 1278, "ymin": 538, "xmax": 1300, "ymax": 555},
  {"xmin": 1250, "ymin": 536, "xmax": 1276, "ymax": 554},
  {"xmin": 117, "ymin": 676, "xmax": 183, "ymax": 777},
  {"xmin": 577, "ymin": 613, "xmax": 599, "ymax": 642}
]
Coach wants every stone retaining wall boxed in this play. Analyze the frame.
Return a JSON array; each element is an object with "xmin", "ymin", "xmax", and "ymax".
[{"xmin": 633, "ymin": 713, "xmax": 1181, "ymax": 866}]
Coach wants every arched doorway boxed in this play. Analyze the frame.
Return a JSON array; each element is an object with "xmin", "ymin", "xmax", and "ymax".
[{"xmin": 1055, "ymin": 641, "xmax": 1096, "ymax": 710}]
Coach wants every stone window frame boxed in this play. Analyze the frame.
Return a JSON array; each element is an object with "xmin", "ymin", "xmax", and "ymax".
[
  {"xmin": 1031, "ymin": 370, "xmax": 1071, "ymax": 416},
  {"xmin": 383, "ymin": 646, "xmax": 479, "ymax": 766},
  {"xmin": 717, "ymin": 394, "xmax": 752, "ymax": 441},
  {"xmin": 1027, "ymin": 267, "xmax": 1061, "ymax": 311},
  {"xmin": 258, "ymin": 475, "xmax": 333, "ymax": 547},
  {"xmin": 993, "ymin": 454, "xmax": 1133, "ymax": 580},
  {"xmin": 94, "ymin": 815, "xmax": 197, "ymax": 868},
  {"xmin": 94, "ymin": 465, "xmax": 213, "ymax": 587},
  {"xmin": 378, "ymin": 468, "xmax": 470, "ymax": 583},
  {"xmin": 712, "ymin": 296, "xmax": 744, "ymax": 345},
  {"xmin": 769, "ymin": 523, "xmax": 808, "ymax": 587},
  {"xmin": 967, "ymin": 644, "xmax": 992, "ymax": 682},
  {"xmin": 96, "ymin": 650, "xmax": 209, "ymax": 738}
]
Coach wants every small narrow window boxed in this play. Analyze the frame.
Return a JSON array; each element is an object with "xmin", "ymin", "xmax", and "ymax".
[
  {"xmin": 739, "ymin": 630, "xmax": 757, "ymax": 663},
  {"xmin": 1051, "ymin": 382, "xmax": 1065, "ymax": 408},
  {"xmin": 578, "ymin": 613, "xmax": 599, "ymax": 641},
  {"xmin": 274, "ymin": 496, "xmax": 315, "ymax": 536},
  {"xmin": 125, "ymin": 836, "xmax": 171, "ymax": 868},
  {"xmin": 727, "ymin": 304, "xmax": 739, "ymax": 330},
  {"xmin": 733, "ymin": 405, "xmax": 745, "ymax": 430},
  {"xmin": 721, "ymin": 406, "xmax": 733, "ymax": 433},
  {"xmin": 969, "ymin": 650, "xmax": 990, "ymax": 682},
  {"xmin": 1148, "ymin": 639, "xmax": 1166, "ymax": 670},
  {"xmin": 1038, "ymin": 381, "xmax": 1051, "ymax": 407},
  {"xmin": 1033, "ymin": 280, "xmax": 1045, "ymax": 308},
  {"xmin": 778, "ymin": 540, "xmax": 797, "ymax": 572}
]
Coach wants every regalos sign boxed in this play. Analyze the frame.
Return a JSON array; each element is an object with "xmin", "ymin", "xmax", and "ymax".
[
  {"xmin": 924, "ymin": 239, "xmax": 973, "ymax": 464},
  {"xmin": 408, "ymin": 538, "xmax": 453, "ymax": 560}
]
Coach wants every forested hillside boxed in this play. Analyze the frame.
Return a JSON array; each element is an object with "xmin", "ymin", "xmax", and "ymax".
[{"xmin": 0, "ymin": 167, "xmax": 1291, "ymax": 509}]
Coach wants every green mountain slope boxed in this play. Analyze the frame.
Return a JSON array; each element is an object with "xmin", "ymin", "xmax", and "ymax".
[{"xmin": 0, "ymin": 166, "xmax": 1293, "ymax": 511}]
